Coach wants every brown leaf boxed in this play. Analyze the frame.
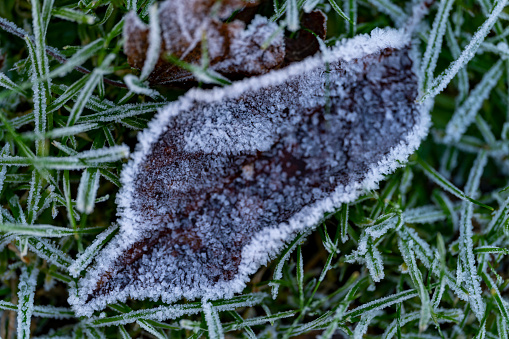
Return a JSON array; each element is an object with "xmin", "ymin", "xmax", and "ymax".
[
  {"xmin": 124, "ymin": 0, "xmax": 286, "ymax": 85},
  {"xmin": 71, "ymin": 28, "xmax": 431, "ymax": 316}
]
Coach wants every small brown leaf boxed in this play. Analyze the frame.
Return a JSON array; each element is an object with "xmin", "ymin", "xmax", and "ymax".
[{"xmin": 124, "ymin": 0, "xmax": 286, "ymax": 85}]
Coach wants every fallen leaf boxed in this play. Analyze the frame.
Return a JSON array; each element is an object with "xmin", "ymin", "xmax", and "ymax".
[
  {"xmin": 124, "ymin": 0, "xmax": 285, "ymax": 85},
  {"xmin": 71, "ymin": 28, "xmax": 431, "ymax": 316}
]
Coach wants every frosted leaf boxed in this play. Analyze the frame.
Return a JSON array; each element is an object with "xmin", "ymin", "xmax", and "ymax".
[
  {"xmin": 123, "ymin": 0, "xmax": 285, "ymax": 85},
  {"xmin": 284, "ymin": 10, "xmax": 327, "ymax": 63},
  {"xmin": 71, "ymin": 27, "xmax": 431, "ymax": 316}
]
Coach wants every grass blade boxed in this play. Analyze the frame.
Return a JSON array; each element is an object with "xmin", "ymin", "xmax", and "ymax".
[
  {"xmin": 76, "ymin": 169, "xmax": 100, "ymax": 214},
  {"xmin": 0, "ymin": 223, "xmax": 102, "ymax": 237},
  {"xmin": 67, "ymin": 53, "xmax": 115, "ymax": 127},
  {"xmin": 17, "ymin": 266, "xmax": 38, "ymax": 339},
  {"xmin": 421, "ymin": 0, "xmax": 455, "ymax": 90},
  {"xmin": 458, "ymin": 202, "xmax": 485, "ymax": 321},
  {"xmin": 444, "ymin": 61, "xmax": 503, "ymax": 143},
  {"xmin": 419, "ymin": 0, "xmax": 508, "ymax": 102},
  {"xmin": 203, "ymin": 300, "xmax": 225, "ymax": 339},
  {"xmin": 27, "ymin": 237, "xmax": 73, "ymax": 270},
  {"xmin": 416, "ymin": 156, "xmax": 493, "ymax": 211},
  {"xmin": 398, "ymin": 234, "xmax": 431, "ymax": 331},
  {"xmin": 69, "ymin": 224, "xmax": 119, "ymax": 278},
  {"xmin": 365, "ymin": 0, "xmax": 405, "ymax": 25}
]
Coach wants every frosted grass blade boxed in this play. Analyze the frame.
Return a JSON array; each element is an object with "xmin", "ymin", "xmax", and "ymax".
[
  {"xmin": 67, "ymin": 53, "xmax": 116, "ymax": 127},
  {"xmin": 398, "ymin": 235, "xmax": 431, "ymax": 331},
  {"xmin": 296, "ymin": 245, "xmax": 304, "ymax": 308},
  {"xmin": 459, "ymin": 202, "xmax": 485, "ymax": 321},
  {"xmin": 86, "ymin": 294, "xmax": 265, "ymax": 327},
  {"xmin": 398, "ymin": 228, "xmax": 468, "ymax": 299},
  {"xmin": 30, "ymin": 0, "xmax": 52, "ymax": 98},
  {"xmin": 464, "ymin": 150, "xmax": 488, "ymax": 198},
  {"xmin": 328, "ymin": 0, "xmax": 352, "ymax": 23},
  {"xmin": 223, "ymin": 311, "xmax": 296, "ymax": 331},
  {"xmin": 124, "ymin": 74, "xmax": 161, "ymax": 99},
  {"xmin": 353, "ymin": 311, "xmax": 379, "ymax": 339},
  {"xmin": 382, "ymin": 311, "xmax": 420, "ymax": 339},
  {"xmin": 497, "ymin": 313, "xmax": 509, "ymax": 339},
  {"xmin": 475, "ymin": 115, "xmax": 496, "ymax": 146},
  {"xmin": 318, "ymin": 277, "xmax": 368, "ymax": 339},
  {"xmin": 52, "ymin": 7, "xmax": 96, "ymax": 24},
  {"xmin": 0, "ymin": 73, "xmax": 28, "ymax": 96},
  {"xmin": 33, "ymin": 305, "xmax": 74, "ymax": 319},
  {"xmin": 25, "ymin": 36, "xmax": 47, "ymax": 155},
  {"xmin": 416, "ymin": 156, "xmax": 493, "ymax": 210},
  {"xmin": 0, "ymin": 300, "xmax": 73, "ymax": 318},
  {"xmin": 140, "ymin": 3, "xmax": 161, "ymax": 80},
  {"xmin": 419, "ymin": 0, "xmax": 508, "ymax": 102},
  {"xmin": 119, "ymin": 325, "xmax": 130, "ymax": 339},
  {"xmin": 444, "ymin": 61, "xmax": 503, "ymax": 143},
  {"xmin": 41, "ymin": 0, "xmax": 55, "ymax": 37},
  {"xmin": 26, "ymin": 172, "xmax": 43, "ymax": 224},
  {"xmin": 69, "ymin": 224, "xmax": 119, "ymax": 278},
  {"xmin": 0, "ymin": 223, "xmax": 102, "ymax": 237},
  {"xmin": 27, "ymin": 237, "xmax": 73, "ymax": 270},
  {"xmin": 445, "ymin": 22, "xmax": 469, "ymax": 103},
  {"xmin": 338, "ymin": 283, "xmax": 438, "ymax": 320},
  {"xmin": 84, "ymin": 327, "xmax": 106, "ymax": 339},
  {"xmin": 48, "ymin": 76, "xmax": 90, "ymax": 114},
  {"xmin": 270, "ymin": 233, "xmax": 305, "ymax": 298},
  {"xmin": 24, "ymin": 123, "xmax": 101, "ymax": 139},
  {"xmin": 485, "ymin": 195, "xmax": 509, "ymax": 238},
  {"xmin": 137, "ymin": 321, "xmax": 167, "ymax": 339},
  {"xmin": 78, "ymin": 102, "xmax": 166, "ymax": 124},
  {"xmin": 481, "ymin": 271, "xmax": 509, "ymax": 324},
  {"xmin": 203, "ymin": 300, "xmax": 225, "ymax": 339},
  {"xmin": 286, "ymin": 0, "xmax": 299, "ymax": 31},
  {"xmin": 0, "ymin": 145, "xmax": 129, "ymax": 169},
  {"xmin": 365, "ymin": 237, "xmax": 384, "ymax": 282},
  {"xmin": 0, "ymin": 144, "xmax": 10, "ymax": 200},
  {"xmin": 339, "ymin": 204, "xmax": 349, "ymax": 243},
  {"xmin": 473, "ymin": 246, "xmax": 509, "ymax": 255},
  {"xmin": 303, "ymin": 0, "xmax": 320, "ymax": 12},
  {"xmin": 76, "ymin": 169, "xmax": 100, "ymax": 214},
  {"xmin": 49, "ymin": 39, "xmax": 104, "ymax": 78},
  {"xmin": 403, "ymin": 205, "xmax": 447, "ymax": 224},
  {"xmin": 365, "ymin": 0, "xmax": 405, "ymax": 25},
  {"xmin": 346, "ymin": 0, "xmax": 357, "ymax": 36},
  {"xmin": 421, "ymin": 0, "xmax": 454, "ymax": 91},
  {"xmin": 17, "ymin": 266, "xmax": 38, "ymax": 339}
]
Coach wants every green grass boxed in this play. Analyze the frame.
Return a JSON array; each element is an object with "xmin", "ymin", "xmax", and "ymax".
[{"xmin": 0, "ymin": 0, "xmax": 508, "ymax": 338}]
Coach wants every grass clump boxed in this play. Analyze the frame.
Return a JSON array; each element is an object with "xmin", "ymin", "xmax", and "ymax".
[{"xmin": 0, "ymin": 0, "xmax": 509, "ymax": 338}]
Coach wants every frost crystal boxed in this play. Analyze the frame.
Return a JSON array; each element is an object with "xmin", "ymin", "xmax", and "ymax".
[{"xmin": 71, "ymin": 28, "xmax": 431, "ymax": 316}]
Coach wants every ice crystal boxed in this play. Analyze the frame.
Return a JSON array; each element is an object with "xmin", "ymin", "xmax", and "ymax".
[{"xmin": 71, "ymin": 28, "xmax": 431, "ymax": 316}]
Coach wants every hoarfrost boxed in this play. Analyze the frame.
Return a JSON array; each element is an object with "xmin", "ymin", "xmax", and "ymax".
[{"xmin": 71, "ymin": 27, "xmax": 431, "ymax": 316}]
